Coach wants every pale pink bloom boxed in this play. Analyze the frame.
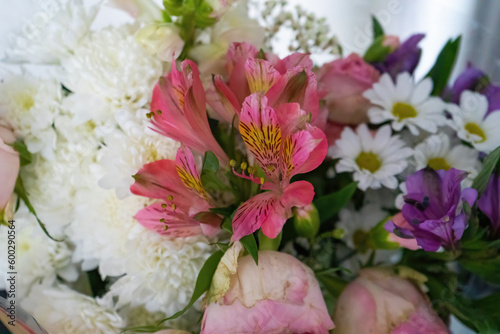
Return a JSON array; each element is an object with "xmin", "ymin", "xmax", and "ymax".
[
  {"xmin": 201, "ymin": 251, "xmax": 334, "ymax": 334},
  {"xmin": 231, "ymin": 94, "xmax": 327, "ymax": 241},
  {"xmin": 333, "ymin": 268, "xmax": 450, "ymax": 334},
  {"xmin": 0, "ymin": 125, "xmax": 19, "ymax": 210},
  {"xmin": 387, "ymin": 213, "xmax": 420, "ymax": 250},
  {"xmin": 383, "ymin": 35, "xmax": 401, "ymax": 52},
  {"xmin": 150, "ymin": 60, "xmax": 229, "ymax": 165},
  {"xmin": 131, "ymin": 146, "xmax": 221, "ymax": 238},
  {"xmin": 207, "ymin": 42, "xmax": 320, "ymax": 125},
  {"xmin": 317, "ymin": 53, "xmax": 380, "ymax": 125}
]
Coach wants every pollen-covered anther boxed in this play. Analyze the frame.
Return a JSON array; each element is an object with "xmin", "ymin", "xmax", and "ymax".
[
  {"xmin": 160, "ymin": 218, "xmax": 166, "ymax": 223},
  {"xmin": 156, "ymin": 109, "xmax": 162, "ymax": 115},
  {"xmin": 167, "ymin": 195, "xmax": 173, "ymax": 201},
  {"xmin": 230, "ymin": 159, "xmax": 237, "ymax": 167},
  {"xmin": 247, "ymin": 166, "xmax": 255, "ymax": 174},
  {"xmin": 260, "ymin": 177, "xmax": 265, "ymax": 184},
  {"xmin": 240, "ymin": 162, "xmax": 248, "ymax": 170},
  {"xmin": 172, "ymin": 203, "xmax": 177, "ymax": 211},
  {"xmin": 161, "ymin": 203, "xmax": 167, "ymax": 209}
]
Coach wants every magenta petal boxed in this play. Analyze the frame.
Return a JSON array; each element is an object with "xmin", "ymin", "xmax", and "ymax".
[{"xmin": 281, "ymin": 181, "xmax": 315, "ymax": 210}]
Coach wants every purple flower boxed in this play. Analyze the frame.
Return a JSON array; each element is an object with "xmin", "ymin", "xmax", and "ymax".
[
  {"xmin": 445, "ymin": 64, "xmax": 500, "ymax": 115},
  {"xmin": 374, "ymin": 34, "xmax": 425, "ymax": 80},
  {"xmin": 386, "ymin": 168, "xmax": 477, "ymax": 252},
  {"xmin": 478, "ymin": 174, "xmax": 500, "ymax": 237}
]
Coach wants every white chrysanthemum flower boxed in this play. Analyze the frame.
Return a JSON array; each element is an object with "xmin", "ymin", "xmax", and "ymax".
[
  {"xmin": 364, "ymin": 73, "xmax": 447, "ymax": 135},
  {"xmin": 414, "ymin": 133, "xmax": 480, "ymax": 180},
  {"xmin": 21, "ymin": 137, "xmax": 99, "ymax": 236},
  {"xmin": 4, "ymin": 0, "xmax": 99, "ymax": 64},
  {"xmin": 61, "ymin": 25, "xmax": 163, "ymax": 126},
  {"xmin": 447, "ymin": 90, "xmax": 500, "ymax": 153},
  {"xmin": 98, "ymin": 114, "xmax": 179, "ymax": 199},
  {"xmin": 330, "ymin": 124, "xmax": 413, "ymax": 191},
  {"xmin": 22, "ymin": 283, "xmax": 125, "ymax": 334},
  {"xmin": 0, "ymin": 74, "xmax": 62, "ymax": 159},
  {"xmin": 0, "ymin": 204, "xmax": 77, "ymax": 300},
  {"xmin": 109, "ymin": 228, "xmax": 213, "ymax": 314},
  {"xmin": 66, "ymin": 184, "xmax": 152, "ymax": 277}
]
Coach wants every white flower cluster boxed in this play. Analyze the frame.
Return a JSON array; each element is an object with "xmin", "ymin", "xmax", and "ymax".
[{"xmin": 0, "ymin": 0, "xmax": 217, "ymax": 331}]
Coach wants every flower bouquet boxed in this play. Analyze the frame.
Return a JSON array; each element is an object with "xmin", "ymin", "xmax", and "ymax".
[{"xmin": 0, "ymin": 0, "xmax": 499, "ymax": 333}]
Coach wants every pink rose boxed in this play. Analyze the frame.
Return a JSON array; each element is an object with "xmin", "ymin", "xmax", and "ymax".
[
  {"xmin": 317, "ymin": 53, "xmax": 380, "ymax": 125},
  {"xmin": 201, "ymin": 251, "xmax": 334, "ymax": 333},
  {"xmin": 333, "ymin": 268, "xmax": 450, "ymax": 334},
  {"xmin": 0, "ymin": 125, "xmax": 20, "ymax": 210}
]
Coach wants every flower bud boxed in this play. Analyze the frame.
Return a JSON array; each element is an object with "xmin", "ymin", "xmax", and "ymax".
[
  {"xmin": 202, "ymin": 250, "xmax": 334, "ymax": 333},
  {"xmin": 333, "ymin": 268, "xmax": 450, "ymax": 334},
  {"xmin": 293, "ymin": 203, "xmax": 320, "ymax": 238},
  {"xmin": 135, "ymin": 23, "xmax": 185, "ymax": 61},
  {"xmin": 382, "ymin": 35, "xmax": 400, "ymax": 52}
]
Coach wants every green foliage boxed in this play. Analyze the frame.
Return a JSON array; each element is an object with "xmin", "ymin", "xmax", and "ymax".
[
  {"xmin": 12, "ymin": 140, "xmax": 32, "ymax": 166},
  {"xmin": 314, "ymin": 182, "xmax": 358, "ymax": 223},
  {"xmin": 371, "ymin": 15, "xmax": 385, "ymax": 39},
  {"xmin": 240, "ymin": 233, "xmax": 259, "ymax": 265},
  {"xmin": 472, "ymin": 146, "xmax": 500, "ymax": 194},
  {"xmin": 425, "ymin": 36, "xmax": 462, "ymax": 95},
  {"xmin": 258, "ymin": 230, "xmax": 282, "ymax": 251},
  {"xmin": 200, "ymin": 151, "xmax": 229, "ymax": 192},
  {"xmin": 364, "ymin": 35, "xmax": 392, "ymax": 63}
]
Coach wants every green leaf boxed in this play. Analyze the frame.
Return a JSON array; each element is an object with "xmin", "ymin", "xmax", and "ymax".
[
  {"xmin": 240, "ymin": 233, "xmax": 259, "ymax": 265},
  {"xmin": 222, "ymin": 216, "xmax": 233, "ymax": 234},
  {"xmin": 364, "ymin": 36, "xmax": 392, "ymax": 63},
  {"xmin": 202, "ymin": 151, "xmax": 219, "ymax": 173},
  {"xmin": 459, "ymin": 255, "xmax": 500, "ymax": 284},
  {"xmin": 472, "ymin": 145, "xmax": 500, "ymax": 194},
  {"xmin": 316, "ymin": 272, "xmax": 348, "ymax": 298},
  {"xmin": 314, "ymin": 182, "xmax": 358, "ymax": 223},
  {"xmin": 14, "ymin": 176, "xmax": 62, "ymax": 242},
  {"xmin": 371, "ymin": 15, "xmax": 384, "ymax": 39},
  {"xmin": 425, "ymin": 36, "xmax": 462, "ymax": 95},
  {"xmin": 12, "ymin": 140, "xmax": 32, "ymax": 166},
  {"xmin": 209, "ymin": 205, "xmax": 237, "ymax": 217},
  {"xmin": 158, "ymin": 250, "xmax": 224, "ymax": 324}
]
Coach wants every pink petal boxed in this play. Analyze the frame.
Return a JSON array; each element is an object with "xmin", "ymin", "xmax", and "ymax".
[
  {"xmin": 244, "ymin": 58, "xmax": 281, "ymax": 94},
  {"xmin": 281, "ymin": 181, "xmax": 315, "ymax": 210},
  {"xmin": 274, "ymin": 52, "xmax": 313, "ymax": 74},
  {"xmin": 227, "ymin": 42, "xmax": 256, "ymax": 103},
  {"xmin": 281, "ymin": 125, "xmax": 327, "ymax": 179},
  {"xmin": 206, "ymin": 75, "xmax": 241, "ymax": 123},
  {"xmin": 175, "ymin": 146, "xmax": 210, "ymax": 200},
  {"xmin": 239, "ymin": 94, "xmax": 282, "ymax": 180},
  {"xmin": 231, "ymin": 191, "xmax": 284, "ymax": 242},
  {"xmin": 134, "ymin": 203, "xmax": 204, "ymax": 237}
]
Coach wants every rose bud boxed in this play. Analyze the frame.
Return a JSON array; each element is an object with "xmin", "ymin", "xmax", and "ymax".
[
  {"xmin": 201, "ymin": 246, "xmax": 334, "ymax": 333},
  {"xmin": 333, "ymin": 268, "xmax": 450, "ymax": 334},
  {"xmin": 317, "ymin": 53, "xmax": 380, "ymax": 125},
  {"xmin": 0, "ymin": 125, "xmax": 20, "ymax": 211}
]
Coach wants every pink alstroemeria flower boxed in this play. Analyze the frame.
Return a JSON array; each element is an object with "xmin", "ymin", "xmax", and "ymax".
[
  {"xmin": 131, "ymin": 146, "xmax": 221, "ymax": 238},
  {"xmin": 150, "ymin": 60, "xmax": 229, "ymax": 165},
  {"xmin": 231, "ymin": 93, "xmax": 327, "ymax": 241},
  {"xmin": 207, "ymin": 42, "xmax": 321, "ymax": 126}
]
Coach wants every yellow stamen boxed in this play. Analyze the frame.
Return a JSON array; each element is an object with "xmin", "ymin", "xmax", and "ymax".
[
  {"xmin": 161, "ymin": 204, "xmax": 167, "ymax": 209},
  {"xmin": 160, "ymin": 218, "xmax": 166, "ymax": 223},
  {"xmin": 260, "ymin": 177, "xmax": 265, "ymax": 184},
  {"xmin": 240, "ymin": 162, "xmax": 248, "ymax": 170},
  {"xmin": 167, "ymin": 195, "xmax": 173, "ymax": 201},
  {"xmin": 230, "ymin": 160, "xmax": 237, "ymax": 167},
  {"xmin": 247, "ymin": 166, "xmax": 255, "ymax": 174},
  {"xmin": 172, "ymin": 204, "xmax": 177, "ymax": 211}
]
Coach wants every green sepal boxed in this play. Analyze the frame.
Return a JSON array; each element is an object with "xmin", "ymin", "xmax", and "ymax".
[
  {"xmin": 240, "ymin": 233, "xmax": 259, "ymax": 265},
  {"xmin": 258, "ymin": 230, "xmax": 282, "ymax": 251},
  {"xmin": 371, "ymin": 15, "xmax": 385, "ymax": 39},
  {"xmin": 364, "ymin": 35, "xmax": 392, "ymax": 63}
]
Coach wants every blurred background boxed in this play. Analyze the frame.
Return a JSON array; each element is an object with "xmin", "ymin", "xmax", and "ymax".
[{"xmin": 0, "ymin": 0, "xmax": 498, "ymax": 333}]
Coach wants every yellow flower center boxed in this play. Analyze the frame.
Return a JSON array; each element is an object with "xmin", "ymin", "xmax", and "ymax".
[
  {"xmin": 427, "ymin": 157, "xmax": 451, "ymax": 171},
  {"xmin": 15, "ymin": 92, "xmax": 35, "ymax": 110},
  {"xmin": 464, "ymin": 122, "xmax": 486, "ymax": 142},
  {"xmin": 355, "ymin": 152, "xmax": 381, "ymax": 173},
  {"xmin": 392, "ymin": 102, "xmax": 418, "ymax": 121}
]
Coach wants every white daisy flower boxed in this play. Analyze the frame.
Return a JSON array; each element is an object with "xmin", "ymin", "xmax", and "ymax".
[
  {"xmin": 447, "ymin": 90, "xmax": 500, "ymax": 153},
  {"xmin": 330, "ymin": 124, "xmax": 413, "ymax": 191},
  {"xmin": 22, "ymin": 283, "xmax": 125, "ymax": 334},
  {"xmin": 414, "ymin": 133, "xmax": 480, "ymax": 181},
  {"xmin": 364, "ymin": 72, "xmax": 447, "ymax": 135}
]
